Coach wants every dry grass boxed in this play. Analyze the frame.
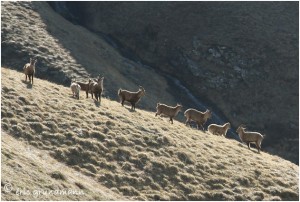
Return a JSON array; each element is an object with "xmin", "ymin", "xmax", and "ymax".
[
  {"xmin": 1, "ymin": 131, "xmax": 125, "ymax": 201},
  {"xmin": 1, "ymin": 67, "xmax": 299, "ymax": 200}
]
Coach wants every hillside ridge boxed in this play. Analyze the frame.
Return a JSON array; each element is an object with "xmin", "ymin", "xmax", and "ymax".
[{"xmin": 1, "ymin": 67, "xmax": 298, "ymax": 200}]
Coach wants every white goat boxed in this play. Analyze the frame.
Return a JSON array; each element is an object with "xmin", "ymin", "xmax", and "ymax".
[{"xmin": 70, "ymin": 80, "xmax": 81, "ymax": 99}]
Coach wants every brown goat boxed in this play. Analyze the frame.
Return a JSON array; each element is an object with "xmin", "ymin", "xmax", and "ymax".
[
  {"xmin": 89, "ymin": 76, "xmax": 104, "ymax": 102},
  {"xmin": 118, "ymin": 86, "xmax": 145, "ymax": 110},
  {"xmin": 184, "ymin": 108, "xmax": 212, "ymax": 130},
  {"xmin": 155, "ymin": 103, "xmax": 182, "ymax": 124},
  {"xmin": 77, "ymin": 79, "xmax": 92, "ymax": 98},
  {"xmin": 23, "ymin": 58, "xmax": 37, "ymax": 84}
]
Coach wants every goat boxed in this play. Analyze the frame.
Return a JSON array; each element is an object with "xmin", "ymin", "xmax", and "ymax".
[
  {"xmin": 23, "ymin": 58, "xmax": 37, "ymax": 84},
  {"xmin": 70, "ymin": 79, "xmax": 81, "ymax": 99},
  {"xmin": 77, "ymin": 79, "xmax": 92, "ymax": 98},
  {"xmin": 184, "ymin": 109, "xmax": 212, "ymax": 130},
  {"xmin": 236, "ymin": 125, "xmax": 265, "ymax": 153},
  {"xmin": 118, "ymin": 86, "xmax": 145, "ymax": 110},
  {"xmin": 208, "ymin": 122, "xmax": 231, "ymax": 137},
  {"xmin": 89, "ymin": 76, "xmax": 104, "ymax": 102},
  {"xmin": 155, "ymin": 103, "xmax": 182, "ymax": 124}
]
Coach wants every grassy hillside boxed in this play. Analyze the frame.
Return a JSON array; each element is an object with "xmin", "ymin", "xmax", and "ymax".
[
  {"xmin": 1, "ymin": 67, "xmax": 299, "ymax": 200},
  {"xmin": 1, "ymin": 131, "xmax": 125, "ymax": 201}
]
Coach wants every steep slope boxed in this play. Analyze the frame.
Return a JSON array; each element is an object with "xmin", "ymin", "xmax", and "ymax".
[
  {"xmin": 1, "ymin": 1, "xmax": 180, "ymax": 113},
  {"xmin": 58, "ymin": 1, "xmax": 299, "ymax": 164},
  {"xmin": 1, "ymin": 67, "xmax": 298, "ymax": 200},
  {"xmin": 1, "ymin": 131, "xmax": 126, "ymax": 201},
  {"xmin": 2, "ymin": 1, "xmax": 298, "ymax": 164}
]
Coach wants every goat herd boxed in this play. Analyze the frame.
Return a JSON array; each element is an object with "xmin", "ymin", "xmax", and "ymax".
[{"xmin": 23, "ymin": 58, "xmax": 265, "ymax": 153}]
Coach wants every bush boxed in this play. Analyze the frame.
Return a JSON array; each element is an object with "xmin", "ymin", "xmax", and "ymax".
[{"xmin": 50, "ymin": 171, "xmax": 66, "ymax": 181}]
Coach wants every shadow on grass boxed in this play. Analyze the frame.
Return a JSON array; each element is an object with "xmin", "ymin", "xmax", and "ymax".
[
  {"xmin": 124, "ymin": 106, "xmax": 136, "ymax": 113},
  {"xmin": 22, "ymin": 80, "xmax": 33, "ymax": 89},
  {"xmin": 94, "ymin": 99, "xmax": 100, "ymax": 107},
  {"xmin": 69, "ymin": 95, "xmax": 81, "ymax": 100}
]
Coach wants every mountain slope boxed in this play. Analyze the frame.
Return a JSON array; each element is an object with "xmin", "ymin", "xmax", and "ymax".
[
  {"xmin": 1, "ymin": 1, "xmax": 298, "ymax": 164},
  {"xmin": 1, "ymin": 67, "xmax": 298, "ymax": 200},
  {"xmin": 56, "ymin": 1, "xmax": 300, "ymax": 164},
  {"xmin": 0, "ymin": 1, "xmax": 180, "ymax": 113}
]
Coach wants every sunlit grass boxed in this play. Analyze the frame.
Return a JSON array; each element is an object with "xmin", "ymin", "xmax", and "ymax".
[{"xmin": 1, "ymin": 67, "xmax": 299, "ymax": 200}]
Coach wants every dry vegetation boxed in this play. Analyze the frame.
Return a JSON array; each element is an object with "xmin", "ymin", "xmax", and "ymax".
[
  {"xmin": 1, "ymin": 131, "xmax": 125, "ymax": 201},
  {"xmin": 1, "ymin": 67, "xmax": 299, "ymax": 200}
]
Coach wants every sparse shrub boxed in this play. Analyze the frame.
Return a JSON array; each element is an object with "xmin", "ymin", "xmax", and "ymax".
[
  {"xmin": 121, "ymin": 162, "xmax": 132, "ymax": 171},
  {"xmin": 1, "ymin": 118, "xmax": 9, "ymax": 124},
  {"xmin": 235, "ymin": 194, "xmax": 246, "ymax": 200},
  {"xmin": 180, "ymin": 172, "xmax": 196, "ymax": 182},
  {"xmin": 170, "ymin": 191, "xmax": 188, "ymax": 201},
  {"xmin": 134, "ymin": 145, "xmax": 144, "ymax": 151},
  {"xmin": 137, "ymin": 153, "xmax": 148, "ymax": 162},
  {"xmin": 105, "ymin": 120, "xmax": 115, "ymax": 128},
  {"xmin": 167, "ymin": 165, "xmax": 179, "ymax": 175},
  {"xmin": 176, "ymin": 162, "xmax": 185, "ymax": 168},
  {"xmin": 75, "ymin": 182, "xmax": 86, "ymax": 190},
  {"xmin": 110, "ymin": 187, "xmax": 120, "ymax": 194},
  {"xmin": 210, "ymin": 192, "xmax": 228, "ymax": 200},
  {"xmin": 90, "ymin": 130, "xmax": 106, "ymax": 141},
  {"xmin": 188, "ymin": 193, "xmax": 205, "ymax": 200},
  {"xmin": 236, "ymin": 176, "xmax": 250, "ymax": 187},
  {"xmin": 131, "ymin": 138, "xmax": 145, "ymax": 146},
  {"xmin": 6, "ymin": 111, "xmax": 14, "ymax": 118},
  {"xmin": 29, "ymin": 122, "xmax": 44, "ymax": 133},
  {"xmin": 279, "ymin": 189, "xmax": 298, "ymax": 200},
  {"xmin": 84, "ymin": 163, "xmax": 98, "ymax": 173},
  {"xmin": 105, "ymin": 139, "xmax": 118, "ymax": 147},
  {"xmin": 177, "ymin": 151, "xmax": 195, "ymax": 164},
  {"xmin": 24, "ymin": 131, "xmax": 34, "ymax": 141},
  {"xmin": 157, "ymin": 135, "xmax": 172, "ymax": 146},
  {"xmin": 113, "ymin": 148, "xmax": 131, "ymax": 161},
  {"xmin": 178, "ymin": 182, "xmax": 194, "ymax": 194},
  {"xmin": 141, "ymin": 176, "xmax": 152, "ymax": 186},
  {"xmin": 10, "ymin": 125, "xmax": 22, "ymax": 137},
  {"xmin": 64, "ymin": 140, "xmax": 73, "ymax": 146},
  {"xmin": 2, "ymin": 122, "xmax": 9, "ymax": 130},
  {"xmin": 253, "ymin": 191, "xmax": 264, "ymax": 200},
  {"xmin": 149, "ymin": 182, "xmax": 160, "ymax": 190},
  {"xmin": 43, "ymin": 121, "xmax": 58, "ymax": 133},
  {"xmin": 119, "ymin": 186, "xmax": 140, "ymax": 196},
  {"xmin": 115, "ymin": 136, "xmax": 129, "ymax": 146},
  {"xmin": 50, "ymin": 171, "xmax": 66, "ymax": 181},
  {"xmin": 102, "ymin": 127, "xmax": 109, "ymax": 134},
  {"xmin": 18, "ymin": 96, "xmax": 30, "ymax": 105},
  {"xmin": 10, "ymin": 118, "xmax": 18, "ymax": 125},
  {"xmin": 29, "ymin": 141, "xmax": 39, "ymax": 147}
]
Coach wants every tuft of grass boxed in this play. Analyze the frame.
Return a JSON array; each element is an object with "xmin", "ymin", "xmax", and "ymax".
[{"xmin": 50, "ymin": 171, "xmax": 66, "ymax": 181}]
